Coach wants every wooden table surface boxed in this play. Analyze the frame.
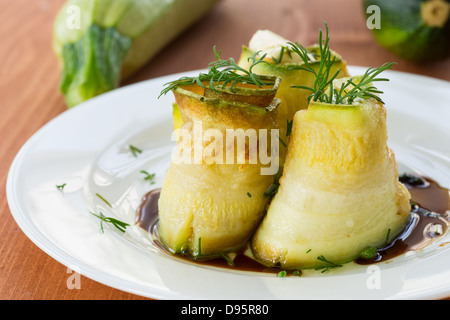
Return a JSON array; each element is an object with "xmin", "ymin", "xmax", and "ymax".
[{"xmin": 1, "ymin": 0, "xmax": 449, "ymax": 300}]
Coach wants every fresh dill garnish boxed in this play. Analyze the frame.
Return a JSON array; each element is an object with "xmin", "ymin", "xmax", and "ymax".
[
  {"xmin": 288, "ymin": 22, "xmax": 396, "ymax": 105},
  {"xmin": 385, "ymin": 228, "xmax": 391, "ymax": 244},
  {"xmin": 271, "ymin": 46, "xmax": 286, "ymax": 64},
  {"xmin": 277, "ymin": 270, "xmax": 287, "ymax": 277},
  {"xmin": 359, "ymin": 246, "xmax": 378, "ymax": 260},
  {"xmin": 329, "ymin": 62, "xmax": 396, "ymax": 105},
  {"xmin": 263, "ymin": 183, "xmax": 279, "ymax": 199},
  {"xmin": 221, "ymin": 253, "xmax": 236, "ymax": 266},
  {"xmin": 287, "ymin": 23, "xmax": 340, "ymax": 103},
  {"xmin": 286, "ymin": 119, "xmax": 293, "ymax": 137},
  {"xmin": 129, "ymin": 144, "xmax": 142, "ymax": 157},
  {"xmin": 195, "ymin": 237, "xmax": 202, "ymax": 261},
  {"xmin": 270, "ymin": 45, "xmax": 293, "ymax": 64},
  {"xmin": 359, "ymin": 229, "xmax": 394, "ymax": 260},
  {"xmin": 96, "ymin": 193, "xmax": 112, "ymax": 208},
  {"xmin": 292, "ymin": 270, "xmax": 302, "ymax": 277},
  {"xmin": 140, "ymin": 170, "xmax": 156, "ymax": 184},
  {"xmin": 315, "ymin": 255, "xmax": 343, "ymax": 273},
  {"xmin": 90, "ymin": 211, "xmax": 129, "ymax": 233},
  {"xmin": 159, "ymin": 45, "xmax": 275, "ymax": 97},
  {"xmin": 56, "ymin": 183, "xmax": 67, "ymax": 191},
  {"xmin": 277, "ymin": 270, "xmax": 302, "ymax": 277},
  {"xmin": 279, "ymin": 136, "xmax": 287, "ymax": 148}
]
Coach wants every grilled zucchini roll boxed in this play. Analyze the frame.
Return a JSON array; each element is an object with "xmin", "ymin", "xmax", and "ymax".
[
  {"xmin": 238, "ymin": 28, "xmax": 350, "ymax": 165},
  {"xmin": 251, "ymin": 74, "xmax": 411, "ymax": 270},
  {"xmin": 158, "ymin": 53, "xmax": 282, "ymax": 259}
]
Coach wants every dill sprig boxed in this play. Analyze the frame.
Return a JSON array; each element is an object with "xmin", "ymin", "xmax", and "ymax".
[
  {"xmin": 140, "ymin": 170, "xmax": 156, "ymax": 184},
  {"xmin": 221, "ymin": 253, "xmax": 236, "ymax": 266},
  {"xmin": 129, "ymin": 144, "xmax": 142, "ymax": 157},
  {"xmin": 159, "ymin": 46, "xmax": 274, "ymax": 97},
  {"xmin": 194, "ymin": 237, "xmax": 202, "ymax": 261},
  {"xmin": 315, "ymin": 255, "xmax": 343, "ymax": 273},
  {"xmin": 330, "ymin": 62, "xmax": 396, "ymax": 105},
  {"xmin": 288, "ymin": 22, "xmax": 396, "ymax": 105},
  {"xmin": 96, "ymin": 193, "xmax": 112, "ymax": 208},
  {"xmin": 270, "ymin": 45, "xmax": 294, "ymax": 64},
  {"xmin": 90, "ymin": 212, "xmax": 129, "ymax": 233},
  {"xmin": 288, "ymin": 23, "xmax": 341, "ymax": 103}
]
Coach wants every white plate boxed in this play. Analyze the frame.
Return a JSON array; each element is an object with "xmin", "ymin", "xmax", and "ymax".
[{"xmin": 6, "ymin": 67, "xmax": 450, "ymax": 300}]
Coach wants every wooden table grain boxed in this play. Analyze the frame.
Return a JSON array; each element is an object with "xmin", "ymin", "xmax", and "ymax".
[{"xmin": 1, "ymin": 0, "xmax": 449, "ymax": 300}]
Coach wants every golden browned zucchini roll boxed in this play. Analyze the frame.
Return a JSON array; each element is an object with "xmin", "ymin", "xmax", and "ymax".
[
  {"xmin": 158, "ymin": 71, "xmax": 282, "ymax": 259},
  {"xmin": 251, "ymin": 75, "xmax": 411, "ymax": 269},
  {"xmin": 238, "ymin": 29, "xmax": 349, "ymax": 165}
]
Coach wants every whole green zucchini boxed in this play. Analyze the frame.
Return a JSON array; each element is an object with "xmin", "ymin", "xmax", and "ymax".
[
  {"xmin": 53, "ymin": 0, "xmax": 218, "ymax": 107},
  {"xmin": 363, "ymin": 0, "xmax": 450, "ymax": 62}
]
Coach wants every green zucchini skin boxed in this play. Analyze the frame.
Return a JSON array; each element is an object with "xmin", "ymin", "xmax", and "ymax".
[
  {"xmin": 59, "ymin": 24, "xmax": 132, "ymax": 108},
  {"xmin": 363, "ymin": 0, "xmax": 450, "ymax": 62},
  {"xmin": 53, "ymin": 0, "xmax": 218, "ymax": 107}
]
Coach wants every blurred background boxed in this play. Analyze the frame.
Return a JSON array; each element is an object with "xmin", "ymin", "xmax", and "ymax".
[{"xmin": 0, "ymin": 0, "xmax": 449, "ymax": 299}]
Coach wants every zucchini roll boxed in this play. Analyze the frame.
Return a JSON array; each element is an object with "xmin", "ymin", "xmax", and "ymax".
[
  {"xmin": 158, "ymin": 68, "xmax": 282, "ymax": 259},
  {"xmin": 251, "ymin": 75, "xmax": 411, "ymax": 269},
  {"xmin": 238, "ymin": 29, "xmax": 350, "ymax": 166}
]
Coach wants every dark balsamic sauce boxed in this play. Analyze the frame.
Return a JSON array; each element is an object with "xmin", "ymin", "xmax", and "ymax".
[
  {"xmin": 356, "ymin": 174, "xmax": 450, "ymax": 265},
  {"xmin": 135, "ymin": 188, "xmax": 285, "ymax": 275},
  {"xmin": 136, "ymin": 174, "xmax": 450, "ymax": 273},
  {"xmin": 135, "ymin": 188, "xmax": 160, "ymax": 232}
]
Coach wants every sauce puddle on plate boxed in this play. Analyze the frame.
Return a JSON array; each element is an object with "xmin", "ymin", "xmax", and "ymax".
[{"xmin": 135, "ymin": 173, "xmax": 450, "ymax": 274}]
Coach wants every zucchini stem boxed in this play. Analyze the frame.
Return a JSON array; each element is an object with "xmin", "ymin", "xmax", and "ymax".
[{"xmin": 421, "ymin": 0, "xmax": 450, "ymax": 28}]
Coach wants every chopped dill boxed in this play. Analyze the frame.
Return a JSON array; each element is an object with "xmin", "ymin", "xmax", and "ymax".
[
  {"xmin": 385, "ymin": 228, "xmax": 391, "ymax": 244},
  {"xmin": 195, "ymin": 237, "xmax": 202, "ymax": 261},
  {"xmin": 263, "ymin": 183, "xmax": 279, "ymax": 199},
  {"xmin": 279, "ymin": 136, "xmax": 287, "ymax": 148},
  {"xmin": 276, "ymin": 270, "xmax": 302, "ymax": 277},
  {"xmin": 359, "ymin": 246, "xmax": 378, "ymax": 260},
  {"xmin": 286, "ymin": 119, "xmax": 293, "ymax": 137},
  {"xmin": 264, "ymin": 183, "xmax": 279, "ymax": 198},
  {"xmin": 293, "ymin": 270, "xmax": 302, "ymax": 277},
  {"xmin": 221, "ymin": 253, "xmax": 236, "ymax": 266},
  {"xmin": 90, "ymin": 211, "xmax": 129, "ymax": 233},
  {"xmin": 140, "ymin": 170, "xmax": 156, "ymax": 184},
  {"xmin": 96, "ymin": 193, "xmax": 112, "ymax": 208},
  {"xmin": 129, "ymin": 144, "xmax": 142, "ymax": 157},
  {"xmin": 277, "ymin": 270, "xmax": 287, "ymax": 277},
  {"xmin": 56, "ymin": 183, "xmax": 67, "ymax": 191}
]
